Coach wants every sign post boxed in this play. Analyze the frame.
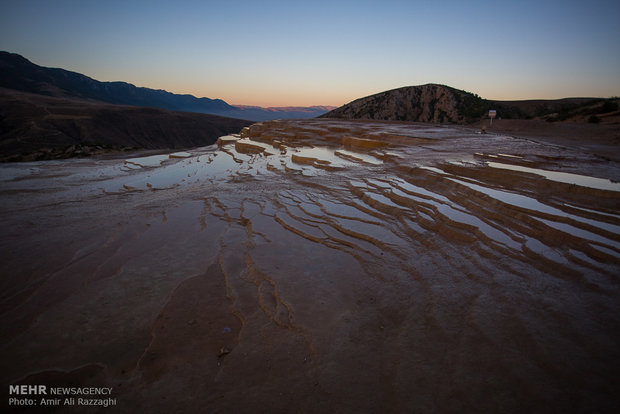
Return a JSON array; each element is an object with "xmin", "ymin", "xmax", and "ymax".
[{"xmin": 488, "ymin": 109, "xmax": 497, "ymax": 126}]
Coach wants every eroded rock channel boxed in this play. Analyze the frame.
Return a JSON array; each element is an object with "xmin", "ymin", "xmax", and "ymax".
[{"xmin": 1, "ymin": 119, "xmax": 618, "ymax": 412}]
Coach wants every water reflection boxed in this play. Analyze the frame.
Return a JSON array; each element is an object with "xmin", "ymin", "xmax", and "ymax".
[{"xmin": 487, "ymin": 161, "xmax": 620, "ymax": 192}]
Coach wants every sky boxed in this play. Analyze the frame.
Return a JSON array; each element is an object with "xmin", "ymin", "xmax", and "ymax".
[{"xmin": 1, "ymin": 0, "xmax": 619, "ymax": 107}]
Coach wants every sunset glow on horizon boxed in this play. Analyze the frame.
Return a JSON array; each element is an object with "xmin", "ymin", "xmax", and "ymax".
[{"xmin": 1, "ymin": 0, "xmax": 619, "ymax": 107}]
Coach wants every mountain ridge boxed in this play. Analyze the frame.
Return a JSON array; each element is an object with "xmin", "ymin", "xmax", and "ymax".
[
  {"xmin": 0, "ymin": 51, "xmax": 233, "ymax": 112},
  {"xmin": 0, "ymin": 51, "xmax": 331, "ymax": 121}
]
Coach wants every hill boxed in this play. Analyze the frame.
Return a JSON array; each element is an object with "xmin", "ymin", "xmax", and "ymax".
[
  {"xmin": 0, "ymin": 88, "xmax": 251, "ymax": 161},
  {"xmin": 321, "ymin": 84, "xmax": 484, "ymax": 123},
  {"xmin": 321, "ymin": 84, "xmax": 620, "ymax": 124},
  {"xmin": 0, "ymin": 51, "xmax": 330, "ymax": 121}
]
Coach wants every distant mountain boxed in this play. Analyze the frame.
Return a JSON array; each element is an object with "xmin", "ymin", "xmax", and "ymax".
[
  {"xmin": 0, "ymin": 51, "xmax": 234, "ymax": 113},
  {"xmin": 229, "ymin": 105, "xmax": 336, "ymax": 121},
  {"xmin": 0, "ymin": 52, "xmax": 332, "ymax": 121},
  {"xmin": 321, "ymin": 84, "xmax": 618, "ymax": 124}
]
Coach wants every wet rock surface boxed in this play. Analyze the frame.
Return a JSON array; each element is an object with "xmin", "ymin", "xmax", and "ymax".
[{"xmin": 1, "ymin": 119, "xmax": 619, "ymax": 412}]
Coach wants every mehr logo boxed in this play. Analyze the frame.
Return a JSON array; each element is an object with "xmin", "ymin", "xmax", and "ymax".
[{"xmin": 9, "ymin": 385, "xmax": 47, "ymax": 395}]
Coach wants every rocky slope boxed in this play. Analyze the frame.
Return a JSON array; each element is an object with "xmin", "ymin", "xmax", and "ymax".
[{"xmin": 321, "ymin": 84, "xmax": 488, "ymax": 123}]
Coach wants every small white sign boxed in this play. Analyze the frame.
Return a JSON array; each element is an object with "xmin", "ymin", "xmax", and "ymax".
[{"xmin": 488, "ymin": 110, "xmax": 497, "ymax": 118}]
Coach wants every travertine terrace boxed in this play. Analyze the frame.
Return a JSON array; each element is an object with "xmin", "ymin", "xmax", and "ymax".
[{"xmin": 1, "ymin": 119, "xmax": 619, "ymax": 412}]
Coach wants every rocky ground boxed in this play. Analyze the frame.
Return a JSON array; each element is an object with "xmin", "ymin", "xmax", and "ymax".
[
  {"xmin": 471, "ymin": 118, "xmax": 620, "ymax": 161},
  {"xmin": 1, "ymin": 119, "xmax": 619, "ymax": 413}
]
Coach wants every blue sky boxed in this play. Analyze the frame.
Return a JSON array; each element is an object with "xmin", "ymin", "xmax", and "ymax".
[{"xmin": 1, "ymin": 0, "xmax": 619, "ymax": 106}]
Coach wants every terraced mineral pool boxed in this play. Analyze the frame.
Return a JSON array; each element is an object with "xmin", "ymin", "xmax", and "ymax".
[{"xmin": 1, "ymin": 118, "xmax": 618, "ymax": 413}]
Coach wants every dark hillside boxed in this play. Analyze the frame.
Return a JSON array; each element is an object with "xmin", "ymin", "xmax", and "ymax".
[{"xmin": 0, "ymin": 88, "xmax": 252, "ymax": 161}]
